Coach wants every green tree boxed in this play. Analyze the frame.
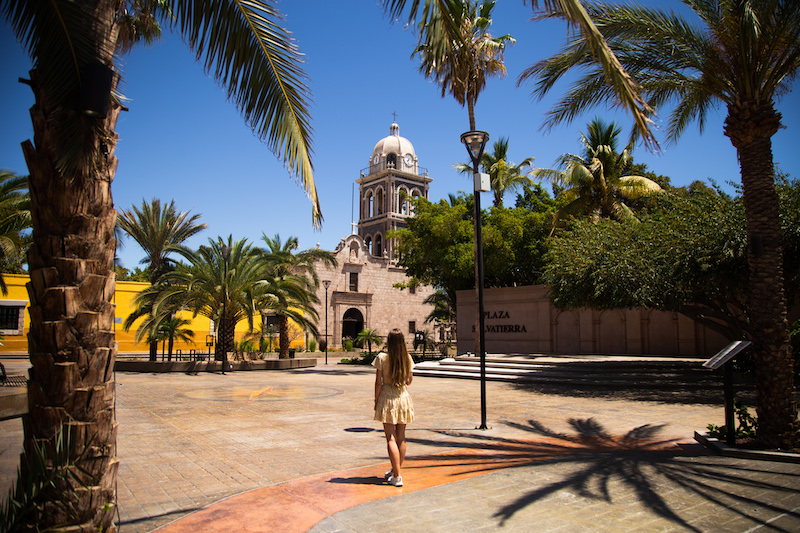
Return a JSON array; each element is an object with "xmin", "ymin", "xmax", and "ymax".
[
  {"xmin": 356, "ymin": 328, "xmax": 382, "ymax": 355},
  {"xmin": 392, "ymin": 195, "xmax": 551, "ymax": 296},
  {"xmin": 0, "ymin": 170, "xmax": 30, "ymax": 293},
  {"xmin": 545, "ymin": 190, "xmax": 749, "ymax": 340},
  {"xmin": 456, "ymin": 137, "xmax": 534, "ymax": 207},
  {"xmin": 411, "ymin": 0, "xmax": 514, "ymax": 130},
  {"xmin": 535, "ymin": 118, "xmax": 662, "ymax": 227},
  {"xmin": 515, "ymin": 182, "xmax": 558, "ymax": 213},
  {"xmin": 526, "ymin": 0, "xmax": 800, "ymax": 448},
  {"xmin": 2, "ymin": 0, "xmax": 319, "ymax": 526},
  {"xmin": 117, "ymin": 198, "xmax": 206, "ymax": 360},
  {"xmin": 259, "ymin": 234, "xmax": 335, "ymax": 359}
]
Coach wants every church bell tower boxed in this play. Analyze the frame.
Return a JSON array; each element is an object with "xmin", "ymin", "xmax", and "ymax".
[{"xmin": 356, "ymin": 122, "xmax": 432, "ymax": 260}]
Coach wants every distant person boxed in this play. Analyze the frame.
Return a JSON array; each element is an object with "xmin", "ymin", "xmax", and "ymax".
[{"xmin": 372, "ymin": 328, "xmax": 415, "ymax": 487}]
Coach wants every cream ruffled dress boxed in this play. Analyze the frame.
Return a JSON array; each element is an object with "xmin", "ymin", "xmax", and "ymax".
[{"xmin": 372, "ymin": 352, "xmax": 415, "ymax": 424}]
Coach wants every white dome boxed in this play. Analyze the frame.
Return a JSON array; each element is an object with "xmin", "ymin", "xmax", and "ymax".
[{"xmin": 371, "ymin": 122, "xmax": 416, "ymax": 160}]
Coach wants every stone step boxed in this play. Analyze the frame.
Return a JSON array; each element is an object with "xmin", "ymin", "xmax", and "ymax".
[{"xmin": 414, "ymin": 356, "xmax": 724, "ymax": 389}]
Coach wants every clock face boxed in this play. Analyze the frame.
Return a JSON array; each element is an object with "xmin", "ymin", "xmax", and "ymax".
[
  {"xmin": 373, "ymin": 155, "xmax": 380, "ymax": 164},
  {"xmin": 404, "ymin": 154, "xmax": 413, "ymax": 166}
]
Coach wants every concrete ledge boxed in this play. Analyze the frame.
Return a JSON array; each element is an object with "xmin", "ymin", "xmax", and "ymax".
[
  {"xmin": 694, "ymin": 431, "xmax": 800, "ymax": 464},
  {"xmin": 0, "ymin": 388, "xmax": 27, "ymax": 420},
  {"xmin": 115, "ymin": 358, "xmax": 316, "ymax": 373}
]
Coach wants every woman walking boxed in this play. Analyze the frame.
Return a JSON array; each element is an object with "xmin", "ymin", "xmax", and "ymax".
[{"xmin": 372, "ymin": 329, "xmax": 415, "ymax": 487}]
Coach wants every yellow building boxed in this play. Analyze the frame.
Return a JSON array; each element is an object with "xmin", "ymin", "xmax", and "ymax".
[{"xmin": 0, "ymin": 273, "xmax": 306, "ymax": 356}]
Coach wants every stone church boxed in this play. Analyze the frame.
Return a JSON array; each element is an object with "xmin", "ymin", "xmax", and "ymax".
[{"xmin": 310, "ymin": 122, "xmax": 437, "ymax": 349}]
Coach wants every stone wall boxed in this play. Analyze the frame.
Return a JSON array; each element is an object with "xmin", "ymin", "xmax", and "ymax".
[
  {"xmin": 457, "ymin": 285, "xmax": 730, "ymax": 357},
  {"xmin": 311, "ymin": 234, "xmax": 435, "ymax": 349}
]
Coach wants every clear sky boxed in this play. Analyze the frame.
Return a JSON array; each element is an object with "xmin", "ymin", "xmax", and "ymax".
[{"xmin": 2, "ymin": 0, "xmax": 798, "ymax": 272}]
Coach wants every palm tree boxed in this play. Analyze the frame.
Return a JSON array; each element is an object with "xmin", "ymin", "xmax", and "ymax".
[
  {"xmin": 423, "ymin": 288, "xmax": 456, "ymax": 325},
  {"xmin": 117, "ymin": 198, "xmax": 206, "ymax": 360},
  {"xmin": 259, "ymin": 234, "xmax": 336, "ymax": 358},
  {"xmin": 156, "ymin": 316, "xmax": 195, "ymax": 361},
  {"xmin": 2, "ymin": 1, "xmax": 318, "ymax": 526},
  {"xmin": 527, "ymin": 0, "xmax": 800, "ymax": 448},
  {"xmin": 148, "ymin": 237, "xmax": 274, "ymax": 361},
  {"xmin": 456, "ymin": 137, "xmax": 534, "ymax": 207},
  {"xmin": 356, "ymin": 328, "xmax": 382, "ymax": 355},
  {"xmin": 0, "ymin": 170, "xmax": 30, "ymax": 294},
  {"xmin": 536, "ymin": 118, "xmax": 661, "ymax": 228},
  {"xmin": 384, "ymin": 0, "xmax": 656, "ymax": 145},
  {"xmin": 412, "ymin": 0, "xmax": 515, "ymax": 131}
]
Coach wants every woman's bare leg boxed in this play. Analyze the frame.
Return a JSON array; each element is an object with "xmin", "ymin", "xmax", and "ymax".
[{"xmin": 383, "ymin": 423, "xmax": 406, "ymax": 477}]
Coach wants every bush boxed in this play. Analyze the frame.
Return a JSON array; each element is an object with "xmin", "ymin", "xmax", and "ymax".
[
  {"xmin": 339, "ymin": 353, "xmax": 376, "ymax": 365},
  {"xmin": 343, "ymin": 339, "xmax": 354, "ymax": 351},
  {"xmin": 308, "ymin": 339, "xmax": 317, "ymax": 352},
  {"xmin": 707, "ymin": 398, "xmax": 758, "ymax": 441}
]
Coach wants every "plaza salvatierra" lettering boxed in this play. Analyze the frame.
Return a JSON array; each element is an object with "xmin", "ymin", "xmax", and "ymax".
[{"xmin": 471, "ymin": 310, "xmax": 527, "ymax": 333}]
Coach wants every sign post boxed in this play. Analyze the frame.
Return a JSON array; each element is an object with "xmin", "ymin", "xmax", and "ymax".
[{"xmin": 703, "ymin": 340, "xmax": 752, "ymax": 445}]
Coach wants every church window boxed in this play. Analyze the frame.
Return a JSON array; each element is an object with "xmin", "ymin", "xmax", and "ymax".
[
  {"xmin": 365, "ymin": 236, "xmax": 372, "ymax": 255},
  {"xmin": 408, "ymin": 321, "xmax": 416, "ymax": 334},
  {"xmin": 409, "ymin": 285, "xmax": 416, "ymax": 295},
  {"xmin": 375, "ymin": 235, "xmax": 382, "ymax": 256},
  {"xmin": 387, "ymin": 153, "xmax": 397, "ymax": 168},
  {"xmin": 366, "ymin": 192, "xmax": 373, "ymax": 218},
  {"xmin": 349, "ymin": 272, "xmax": 359, "ymax": 292},
  {"xmin": 376, "ymin": 188, "xmax": 384, "ymax": 215}
]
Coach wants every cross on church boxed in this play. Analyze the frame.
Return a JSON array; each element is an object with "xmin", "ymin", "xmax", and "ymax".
[{"xmin": 392, "ymin": 111, "xmax": 398, "ymax": 122}]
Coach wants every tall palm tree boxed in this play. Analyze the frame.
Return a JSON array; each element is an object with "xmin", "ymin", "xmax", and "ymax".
[
  {"xmin": 536, "ymin": 118, "xmax": 661, "ymax": 227},
  {"xmin": 0, "ymin": 170, "xmax": 30, "ymax": 294},
  {"xmin": 2, "ymin": 1, "xmax": 318, "ymax": 526},
  {"xmin": 456, "ymin": 137, "xmax": 534, "ymax": 207},
  {"xmin": 384, "ymin": 0, "xmax": 656, "ymax": 145},
  {"xmin": 527, "ymin": 0, "xmax": 800, "ymax": 448},
  {"xmin": 412, "ymin": 0, "xmax": 515, "ymax": 131},
  {"xmin": 117, "ymin": 198, "xmax": 206, "ymax": 360},
  {"xmin": 259, "ymin": 234, "xmax": 336, "ymax": 358}
]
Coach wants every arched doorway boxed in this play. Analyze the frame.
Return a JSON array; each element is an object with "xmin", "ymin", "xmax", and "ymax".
[{"xmin": 342, "ymin": 308, "xmax": 364, "ymax": 343}]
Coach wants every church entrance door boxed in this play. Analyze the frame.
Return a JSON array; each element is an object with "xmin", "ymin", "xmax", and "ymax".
[{"xmin": 342, "ymin": 308, "xmax": 364, "ymax": 343}]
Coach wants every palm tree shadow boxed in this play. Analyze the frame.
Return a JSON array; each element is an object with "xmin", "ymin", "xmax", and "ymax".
[{"xmin": 409, "ymin": 418, "xmax": 800, "ymax": 532}]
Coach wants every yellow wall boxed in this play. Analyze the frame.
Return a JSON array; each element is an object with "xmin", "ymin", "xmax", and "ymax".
[{"xmin": 0, "ymin": 273, "xmax": 308, "ymax": 355}]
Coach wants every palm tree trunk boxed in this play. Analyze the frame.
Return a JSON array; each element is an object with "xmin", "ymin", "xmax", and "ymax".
[
  {"xmin": 21, "ymin": 41, "xmax": 120, "ymax": 533},
  {"xmin": 149, "ymin": 339, "xmax": 158, "ymax": 362},
  {"xmin": 725, "ymin": 102, "xmax": 799, "ymax": 448},
  {"xmin": 279, "ymin": 315, "xmax": 290, "ymax": 358}
]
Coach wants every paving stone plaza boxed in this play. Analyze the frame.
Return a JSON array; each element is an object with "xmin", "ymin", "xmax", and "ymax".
[{"xmin": 1, "ymin": 357, "xmax": 799, "ymax": 532}]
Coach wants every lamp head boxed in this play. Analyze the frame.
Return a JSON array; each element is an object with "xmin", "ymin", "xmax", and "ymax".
[
  {"xmin": 221, "ymin": 246, "xmax": 231, "ymax": 261},
  {"xmin": 323, "ymin": 279, "xmax": 331, "ymax": 289},
  {"xmin": 460, "ymin": 131, "xmax": 489, "ymax": 166}
]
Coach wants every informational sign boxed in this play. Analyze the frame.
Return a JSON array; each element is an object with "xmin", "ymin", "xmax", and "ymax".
[{"xmin": 703, "ymin": 340, "xmax": 751, "ymax": 370}]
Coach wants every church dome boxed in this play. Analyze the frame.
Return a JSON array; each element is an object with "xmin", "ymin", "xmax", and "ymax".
[{"xmin": 371, "ymin": 122, "xmax": 416, "ymax": 162}]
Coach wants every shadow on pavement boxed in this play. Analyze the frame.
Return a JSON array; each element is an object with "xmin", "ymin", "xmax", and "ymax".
[{"xmin": 406, "ymin": 417, "xmax": 800, "ymax": 532}]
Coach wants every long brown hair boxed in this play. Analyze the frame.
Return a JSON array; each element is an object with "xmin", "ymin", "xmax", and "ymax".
[{"xmin": 385, "ymin": 329, "xmax": 412, "ymax": 386}]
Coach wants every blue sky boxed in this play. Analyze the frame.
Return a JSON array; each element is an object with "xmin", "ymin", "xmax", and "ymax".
[{"xmin": 1, "ymin": 0, "xmax": 799, "ymax": 272}]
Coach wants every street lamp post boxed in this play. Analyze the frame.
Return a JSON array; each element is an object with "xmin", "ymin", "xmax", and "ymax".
[
  {"xmin": 220, "ymin": 245, "xmax": 231, "ymax": 375},
  {"xmin": 323, "ymin": 279, "xmax": 331, "ymax": 365},
  {"xmin": 461, "ymin": 130, "xmax": 490, "ymax": 430}
]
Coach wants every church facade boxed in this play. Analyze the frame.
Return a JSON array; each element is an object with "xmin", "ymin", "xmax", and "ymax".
[{"xmin": 310, "ymin": 123, "xmax": 436, "ymax": 349}]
